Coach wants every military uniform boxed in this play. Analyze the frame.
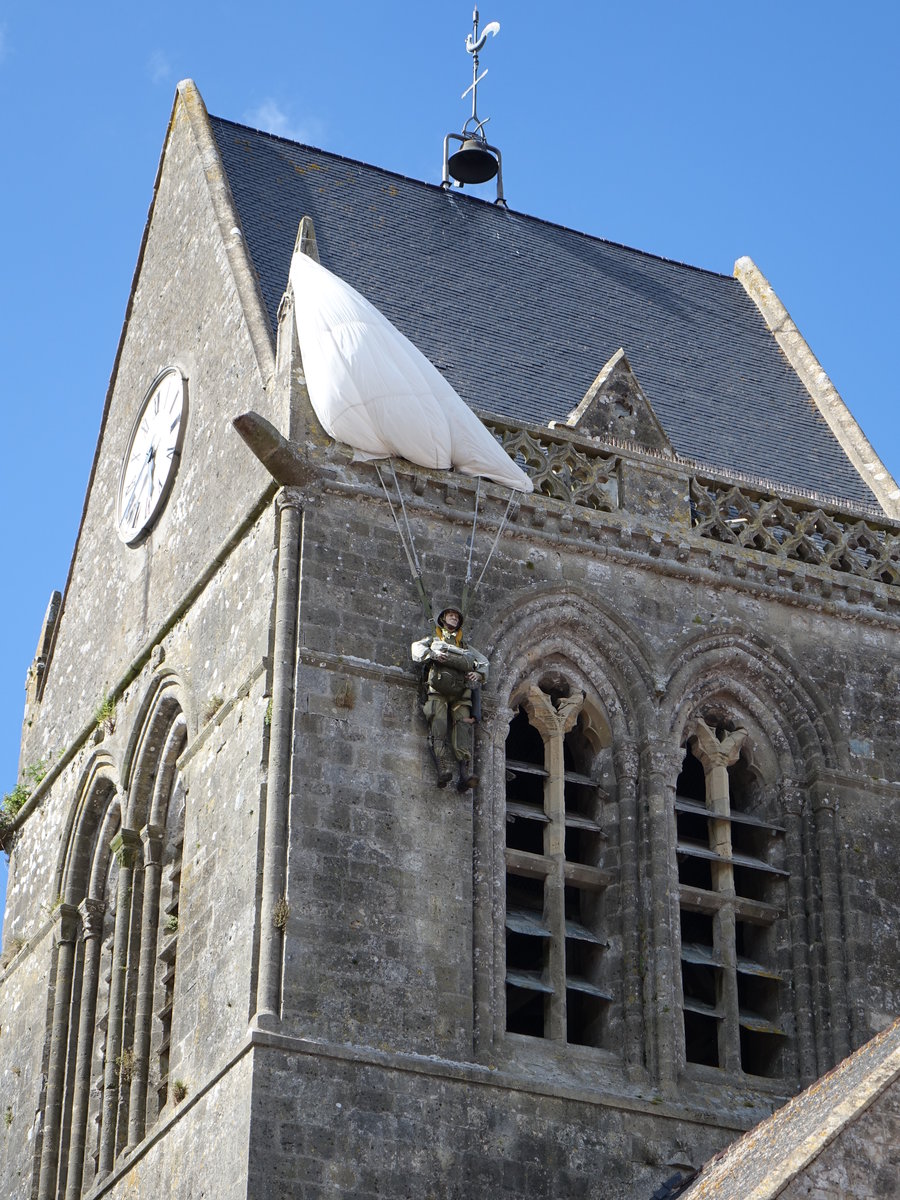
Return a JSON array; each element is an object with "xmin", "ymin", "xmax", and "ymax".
[{"xmin": 411, "ymin": 612, "xmax": 489, "ymax": 789}]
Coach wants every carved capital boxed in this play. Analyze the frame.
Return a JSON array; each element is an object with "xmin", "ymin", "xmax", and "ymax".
[
  {"xmin": 642, "ymin": 741, "xmax": 684, "ymax": 782},
  {"xmin": 521, "ymin": 684, "xmax": 585, "ymax": 740},
  {"xmin": 54, "ymin": 903, "xmax": 81, "ymax": 944},
  {"xmin": 613, "ymin": 744, "xmax": 640, "ymax": 782},
  {"xmin": 140, "ymin": 824, "xmax": 166, "ymax": 867},
  {"xmin": 779, "ymin": 779, "xmax": 805, "ymax": 817},
  {"xmin": 276, "ymin": 489, "xmax": 303, "ymax": 516},
  {"xmin": 110, "ymin": 828, "xmax": 142, "ymax": 870},
  {"xmin": 688, "ymin": 718, "xmax": 747, "ymax": 772},
  {"xmin": 78, "ymin": 897, "xmax": 107, "ymax": 940}
]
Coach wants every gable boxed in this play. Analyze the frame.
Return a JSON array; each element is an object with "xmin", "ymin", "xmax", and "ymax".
[
  {"xmin": 559, "ymin": 348, "xmax": 674, "ymax": 453},
  {"xmin": 21, "ymin": 88, "xmax": 279, "ymax": 768}
]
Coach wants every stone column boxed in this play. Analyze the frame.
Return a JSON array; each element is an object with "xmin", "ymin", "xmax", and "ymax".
[
  {"xmin": 37, "ymin": 903, "xmax": 80, "ymax": 1200},
  {"xmin": 97, "ymin": 828, "xmax": 141, "ymax": 1178},
  {"xmin": 64, "ymin": 898, "xmax": 106, "ymax": 1200},
  {"xmin": 472, "ymin": 726, "xmax": 508, "ymax": 1058},
  {"xmin": 642, "ymin": 743, "xmax": 684, "ymax": 1089},
  {"xmin": 689, "ymin": 720, "xmax": 747, "ymax": 870},
  {"xmin": 126, "ymin": 825, "xmax": 165, "ymax": 1148},
  {"xmin": 522, "ymin": 686, "xmax": 583, "ymax": 1041},
  {"xmin": 811, "ymin": 788, "xmax": 851, "ymax": 1065},
  {"xmin": 255, "ymin": 495, "xmax": 302, "ymax": 1024},
  {"xmin": 835, "ymin": 787, "xmax": 867, "ymax": 1052},
  {"xmin": 688, "ymin": 720, "xmax": 746, "ymax": 1074},
  {"xmin": 614, "ymin": 745, "xmax": 644, "ymax": 1079},
  {"xmin": 781, "ymin": 780, "xmax": 815, "ymax": 1084}
]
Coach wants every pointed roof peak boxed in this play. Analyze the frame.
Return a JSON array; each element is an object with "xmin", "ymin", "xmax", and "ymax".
[{"xmin": 561, "ymin": 349, "xmax": 674, "ymax": 456}]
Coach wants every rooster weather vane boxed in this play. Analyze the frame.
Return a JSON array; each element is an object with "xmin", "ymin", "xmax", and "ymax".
[{"xmin": 442, "ymin": 7, "xmax": 506, "ymax": 204}]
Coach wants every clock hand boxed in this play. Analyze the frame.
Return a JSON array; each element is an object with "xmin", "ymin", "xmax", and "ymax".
[
  {"xmin": 146, "ymin": 450, "xmax": 156, "ymax": 509},
  {"xmin": 123, "ymin": 457, "xmax": 152, "ymax": 524},
  {"xmin": 123, "ymin": 480, "xmax": 145, "ymax": 526},
  {"xmin": 125, "ymin": 460, "xmax": 148, "ymax": 506}
]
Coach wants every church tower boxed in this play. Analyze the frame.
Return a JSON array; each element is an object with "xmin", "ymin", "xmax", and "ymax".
[{"xmin": 2, "ymin": 80, "xmax": 899, "ymax": 1199}]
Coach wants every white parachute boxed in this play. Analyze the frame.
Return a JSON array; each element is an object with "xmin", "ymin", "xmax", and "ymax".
[{"xmin": 289, "ymin": 250, "xmax": 532, "ymax": 493}]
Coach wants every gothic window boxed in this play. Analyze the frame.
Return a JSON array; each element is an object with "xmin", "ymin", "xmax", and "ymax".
[
  {"xmin": 675, "ymin": 717, "xmax": 788, "ymax": 1079},
  {"xmin": 38, "ymin": 694, "xmax": 186, "ymax": 1200},
  {"xmin": 36, "ymin": 775, "xmax": 118, "ymax": 1200},
  {"xmin": 503, "ymin": 677, "xmax": 617, "ymax": 1050},
  {"xmin": 93, "ymin": 710, "xmax": 186, "ymax": 1179}
]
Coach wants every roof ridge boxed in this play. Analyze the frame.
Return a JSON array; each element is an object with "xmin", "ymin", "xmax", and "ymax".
[{"xmin": 207, "ymin": 114, "xmax": 737, "ymax": 283}]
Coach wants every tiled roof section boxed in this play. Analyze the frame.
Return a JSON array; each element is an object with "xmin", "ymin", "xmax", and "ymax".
[
  {"xmin": 210, "ymin": 117, "xmax": 877, "ymax": 507},
  {"xmin": 680, "ymin": 1017, "xmax": 900, "ymax": 1199}
]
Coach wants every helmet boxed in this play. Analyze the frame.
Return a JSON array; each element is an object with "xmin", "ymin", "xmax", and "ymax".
[{"xmin": 437, "ymin": 606, "xmax": 463, "ymax": 628}]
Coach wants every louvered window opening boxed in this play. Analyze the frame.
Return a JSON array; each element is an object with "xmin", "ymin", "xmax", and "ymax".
[
  {"xmin": 504, "ymin": 698, "xmax": 613, "ymax": 1048},
  {"xmin": 676, "ymin": 730, "xmax": 787, "ymax": 1079}
]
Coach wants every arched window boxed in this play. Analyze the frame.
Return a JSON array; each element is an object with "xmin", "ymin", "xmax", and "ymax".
[
  {"xmin": 36, "ymin": 769, "xmax": 119, "ymax": 1200},
  {"xmin": 37, "ymin": 692, "xmax": 186, "ymax": 1200},
  {"xmin": 503, "ymin": 675, "xmax": 618, "ymax": 1051},
  {"xmin": 675, "ymin": 715, "xmax": 788, "ymax": 1079}
]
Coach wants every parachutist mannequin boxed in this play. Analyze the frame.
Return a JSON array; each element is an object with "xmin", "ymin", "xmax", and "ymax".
[{"xmin": 411, "ymin": 608, "xmax": 488, "ymax": 790}]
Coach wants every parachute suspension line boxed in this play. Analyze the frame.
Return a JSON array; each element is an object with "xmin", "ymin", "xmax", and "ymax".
[
  {"xmin": 374, "ymin": 461, "xmax": 416, "ymax": 576},
  {"xmin": 373, "ymin": 461, "xmax": 433, "ymax": 623},
  {"xmin": 390, "ymin": 460, "xmax": 424, "ymax": 579},
  {"xmin": 472, "ymin": 487, "xmax": 517, "ymax": 594},
  {"xmin": 466, "ymin": 477, "xmax": 481, "ymax": 585},
  {"xmin": 461, "ymin": 477, "xmax": 481, "ymax": 618}
]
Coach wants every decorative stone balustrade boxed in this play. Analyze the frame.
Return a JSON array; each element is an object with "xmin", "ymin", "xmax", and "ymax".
[
  {"xmin": 482, "ymin": 414, "xmax": 899, "ymax": 590},
  {"xmin": 484, "ymin": 417, "xmax": 619, "ymax": 510},
  {"xmin": 690, "ymin": 477, "xmax": 900, "ymax": 586}
]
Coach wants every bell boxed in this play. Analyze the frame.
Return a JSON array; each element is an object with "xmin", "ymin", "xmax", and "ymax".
[{"xmin": 448, "ymin": 137, "xmax": 499, "ymax": 185}]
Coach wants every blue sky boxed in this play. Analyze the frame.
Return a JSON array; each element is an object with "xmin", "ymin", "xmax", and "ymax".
[{"xmin": 1, "ymin": 1, "xmax": 898, "ymax": 930}]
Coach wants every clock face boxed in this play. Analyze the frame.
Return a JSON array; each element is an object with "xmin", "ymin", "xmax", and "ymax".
[{"xmin": 116, "ymin": 369, "xmax": 187, "ymax": 545}]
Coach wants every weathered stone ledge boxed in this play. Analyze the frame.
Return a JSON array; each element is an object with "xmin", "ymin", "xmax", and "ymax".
[
  {"xmin": 71, "ymin": 1018, "xmax": 790, "ymax": 1199},
  {"xmin": 246, "ymin": 1026, "xmax": 785, "ymax": 1132},
  {"xmin": 295, "ymin": 648, "xmax": 416, "ymax": 686},
  {"xmin": 81, "ymin": 1033, "xmax": 255, "ymax": 1200}
]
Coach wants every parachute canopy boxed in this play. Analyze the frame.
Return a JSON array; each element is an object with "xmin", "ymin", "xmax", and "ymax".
[{"xmin": 289, "ymin": 251, "xmax": 533, "ymax": 493}]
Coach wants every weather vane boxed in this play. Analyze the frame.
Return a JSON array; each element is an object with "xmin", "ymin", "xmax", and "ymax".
[
  {"xmin": 462, "ymin": 7, "xmax": 500, "ymax": 142},
  {"xmin": 441, "ymin": 6, "xmax": 506, "ymax": 203}
]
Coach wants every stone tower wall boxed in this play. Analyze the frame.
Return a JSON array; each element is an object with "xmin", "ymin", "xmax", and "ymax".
[{"xmin": 239, "ymin": 437, "xmax": 900, "ymax": 1194}]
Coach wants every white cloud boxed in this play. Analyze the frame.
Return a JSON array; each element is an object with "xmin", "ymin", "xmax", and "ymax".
[
  {"xmin": 148, "ymin": 50, "xmax": 171, "ymax": 85},
  {"xmin": 244, "ymin": 100, "xmax": 324, "ymax": 145}
]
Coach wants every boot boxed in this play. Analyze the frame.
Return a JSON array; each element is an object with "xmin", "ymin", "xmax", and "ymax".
[{"xmin": 457, "ymin": 760, "xmax": 479, "ymax": 791}]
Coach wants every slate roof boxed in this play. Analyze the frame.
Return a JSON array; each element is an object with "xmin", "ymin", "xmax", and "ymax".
[
  {"xmin": 210, "ymin": 116, "xmax": 878, "ymax": 508},
  {"xmin": 679, "ymin": 1016, "xmax": 900, "ymax": 1199}
]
